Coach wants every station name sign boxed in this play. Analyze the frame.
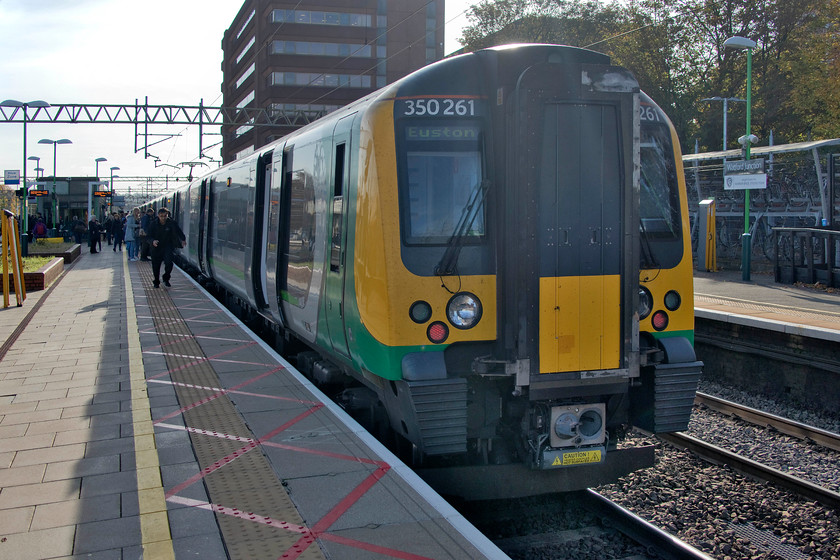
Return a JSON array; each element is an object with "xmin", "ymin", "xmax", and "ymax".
[{"xmin": 724, "ymin": 158, "xmax": 767, "ymax": 190}]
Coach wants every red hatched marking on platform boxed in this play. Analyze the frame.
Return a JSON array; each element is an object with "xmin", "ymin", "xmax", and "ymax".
[
  {"xmin": 140, "ymin": 323, "xmax": 245, "ymax": 351},
  {"xmin": 148, "ymin": 379, "xmax": 320, "ymax": 406},
  {"xmin": 155, "ymin": 420, "xmax": 387, "ymax": 467},
  {"xmin": 167, "ymin": 496, "xmax": 309, "ymax": 533},
  {"xmin": 150, "ymin": 293, "xmax": 440, "ymax": 560},
  {"xmin": 152, "ymin": 366, "xmax": 283, "ymax": 424},
  {"xmin": 158, "ymin": 373, "xmax": 433, "ymax": 560},
  {"xmin": 164, "ymin": 403, "xmax": 324, "ymax": 499},
  {"xmin": 166, "ymin": 485, "xmax": 436, "ymax": 560},
  {"xmin": 147, "ymin": 340, "xmax": 259, "ymax": 380}
]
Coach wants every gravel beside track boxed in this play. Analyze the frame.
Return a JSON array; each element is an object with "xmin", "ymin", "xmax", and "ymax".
[{"xmin": 597, "ymin": 380, "xmax": 840, "ymax": 560}]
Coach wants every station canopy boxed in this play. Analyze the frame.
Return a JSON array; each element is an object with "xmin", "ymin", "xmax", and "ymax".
[{"xmin": 682, "ymin": 138, "xmax": 840, "ymax": 162}]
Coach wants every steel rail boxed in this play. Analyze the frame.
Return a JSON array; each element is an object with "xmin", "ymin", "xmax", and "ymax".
[
  {"xmin": 659, "ymin": 431, "xmax": 840, "ymax": 510},
  {"xmin": 696, "ymin": 392, "xmax": 840, "ymax": 452},
  {"xmin": 580, "ymin": 490, "xmax": 714, "ymax": 560}
]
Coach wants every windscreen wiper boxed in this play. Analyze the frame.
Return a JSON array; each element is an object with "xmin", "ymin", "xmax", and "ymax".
[
  {"xmin": 640, "ymin": 219, "xmax": 658, "ymax": 269},
  {"xmin": 434, "ymin": 179, "xmax": 490, "ymax": 276}
]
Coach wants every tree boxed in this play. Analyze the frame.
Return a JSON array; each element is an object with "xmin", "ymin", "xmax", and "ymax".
[{"xmin": 456, "ymin": 0, "xmax": 840, "ymax": 153}]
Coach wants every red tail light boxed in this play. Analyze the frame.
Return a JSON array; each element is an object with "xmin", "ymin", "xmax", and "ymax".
[
  {"xmin": 427, "ymin": 321, "xmax": 449, "ymax": 344},
  {"xmin": 651, "ymin": 311, "xmax": 669, "ymax": 331}
]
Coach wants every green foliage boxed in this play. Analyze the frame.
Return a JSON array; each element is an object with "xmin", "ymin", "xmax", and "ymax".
[{"xmin": 456, "ymin": 0, "xmax": 840, "ymax": 152}]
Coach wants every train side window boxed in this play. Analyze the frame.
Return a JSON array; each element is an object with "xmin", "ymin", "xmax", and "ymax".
[
  {"xmin": 331, "ymin": 143, "xmax": 346, "ymax": 272},
  {"xmin": 284, "ymin": 143, "xmax": 317, "ymax": 308}
]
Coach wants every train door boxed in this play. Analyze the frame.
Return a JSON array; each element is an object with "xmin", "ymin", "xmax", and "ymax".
[
  {"xmin": 250, "ymin": 152, "xmax": 271, "ymax": 309},
  {"xmin": 264, "ymin": 145, "xmax": 286, "ymax": 324},
  {"xmin": 508, "ymin": 63, "xmax": 637, "ymax": 376},
  {"xmin": 197, "ymin": 179, "xmax": 210, "ymax": 275},
  {"xmin": 323, "ymin": 117, "xmax": 353, "ymax": 357}
]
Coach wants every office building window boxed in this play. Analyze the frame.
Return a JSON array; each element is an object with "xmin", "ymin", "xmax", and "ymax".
[
  {"xmin": 236, "ymin": 9, "xmax": 255, "ymax": 40},
  {"xmin": 270, "ymin": 41, "xmax": 372, "ymax": 58},
  {"xmin": 235, "ymin": 62, "xmax": 255, "ymax": 89},
  {"xmin": 236, "ymin": 36, "xmax": 255, "ymax": 65},
  {"xmin": 269, "ymin": 103, "xmax": 340, "ymax": 119},
  {"xmin": 236, "ymin": 90, "xmax": 255, "ymax": 109},
  {"xmin": 268, "ymin": 72, "xmax": 371, "ymax": 88},
  {"xmin": 270, "ymin": 9, "xmax": 372, "ymax": 27}
]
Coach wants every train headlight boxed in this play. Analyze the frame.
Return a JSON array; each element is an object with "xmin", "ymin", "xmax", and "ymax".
[
  {"xmin": 447, "ymin": 292, "xmax": 482, "ymax": 329},
  {"xmin": 664, "ymin": 290, "xmax": 681, "ymax": 311},
  {"xmin": 639, "ymin": 287, "xmax": 653, "ymax": 320}
]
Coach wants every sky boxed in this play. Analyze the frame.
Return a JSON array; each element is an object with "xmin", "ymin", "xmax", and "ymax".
[{"xmin": 0, "ymin": 0, "xmax": 474, "ymax": 196}]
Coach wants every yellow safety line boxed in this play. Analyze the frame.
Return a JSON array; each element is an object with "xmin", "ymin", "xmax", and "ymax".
[{"xmin": 123, "ymin": 254, "xmax": 176, "ymax": 559}]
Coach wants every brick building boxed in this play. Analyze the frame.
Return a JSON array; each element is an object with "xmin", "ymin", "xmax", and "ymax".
[{"xmin": 221, "ymin": 0, "xmax": 445, "ymax": 163}]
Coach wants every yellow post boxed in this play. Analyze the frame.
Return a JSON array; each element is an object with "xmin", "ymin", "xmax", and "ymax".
[
  {"xmin": 2, "ymin": 210, "xmax": 9, "ymax": 309},
  {"xmin": 2, "ymin": 210, "xmax": 26, "ymax": 307},
  {"xmin": 706, "ymin": 200, "xmax": 717, "ymax": 272},
  {"xmin": 10, "ymin": 213, "xmax": 25, "ymax": 303}
]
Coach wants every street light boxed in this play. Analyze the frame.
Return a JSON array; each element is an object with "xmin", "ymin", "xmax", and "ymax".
[
  {"xmin": 724, "ymin": 35, "xmax": 757, "ymax": 281},
  {"xmin": 109, "ymin": 166, "xmax": 120, "ymax": 214},
  {"xmin": 27, "ymin": 156, "xmax": 40, "ymax": 179},
  {"xmin": 701, "ymin": 96, "xmax": 746, "ymax": 154},
  {"xmin": 38, "ymin": 137, "xmax": 72, "ymax": 232},
  {"xmin": 90, "ymin": 157, "xmax": 108, "ymax": 223},
  {"xmin": 1, "ymin": 99, "xmax": 49, "ymax": 245}
]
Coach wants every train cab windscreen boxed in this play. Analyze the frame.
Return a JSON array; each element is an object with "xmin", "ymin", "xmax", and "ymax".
[
  {"xmin": 639, "ymin": 112, "xmax": 683, "ymax": 269},
  {"xmin": 400, "ymin": 123, "xmax": 484, "ymax": 245}
]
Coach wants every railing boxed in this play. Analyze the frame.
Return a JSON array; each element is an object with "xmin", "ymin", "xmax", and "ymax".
[{"xmin": 774, "ymin": 227, "xmax": 840, "ymax": 286}]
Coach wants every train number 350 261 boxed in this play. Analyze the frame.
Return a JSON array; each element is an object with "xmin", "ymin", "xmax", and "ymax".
[{"xmin": 402, "ymin": 98, "xmax": 476, "ymax": 117}]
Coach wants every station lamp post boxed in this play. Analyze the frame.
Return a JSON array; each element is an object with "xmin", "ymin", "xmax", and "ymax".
[
  {"xmin": 724, "ymin": 35, "xmax": 757, "ymax": 281},
  {"xmin": 1, "ymin": 99, "xmax": 50, "ymax": 244},
  {"xmin": 38, "ymin": 137, "xmax": 72, "ymax": 232},
  {"xmin": 109, "ymin": 166, "xmax": 120, "ymax": 214},
  {"xmin": 92, "ymin": 157, "xmax": 107, "ymax": 222},
  {"xmin": 27, "ymin": 156, "xmax": 40, "ymax": 178},
  {"xmin": 701, "ymin": 96, "xmax": 746, "ymax": 154}
]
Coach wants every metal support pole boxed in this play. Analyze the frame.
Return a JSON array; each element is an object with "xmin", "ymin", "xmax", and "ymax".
[{"xmin": 742, "ymin": 46, "xmax": 753, "ymax": 281}]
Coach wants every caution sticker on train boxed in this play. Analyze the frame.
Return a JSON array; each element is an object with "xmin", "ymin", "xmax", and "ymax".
[{"xmin": 543, "ymin": 447, "xmax": 605, "ymax": 469}]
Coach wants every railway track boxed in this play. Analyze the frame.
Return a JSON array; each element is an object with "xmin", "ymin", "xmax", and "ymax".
[
  {"xmin": 694, "ymin": 391, "xmax": 840, "ymax": 452},
  {"xmin": 658, "ymin": 431, "xmax": 840, "ymax": 510},
  {"xmin": 657, "ymin": 391, "xmax": 840, "ymax": 511},
  {"xmin": 461, "ymin": 490, "xmax": 711, "ymax": 560}
]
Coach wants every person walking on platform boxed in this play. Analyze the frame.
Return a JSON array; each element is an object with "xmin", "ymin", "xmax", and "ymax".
[
  {"xmin": 148, "ymin": 207, "xmax": 185, "ymax": 288},
  {"xmin": 111, "ymin": 212, "xmax": 125, "ymax": 252},
  {"xmin": 88, "ymin": 218, "xmax": 102, "ymax": 254},
  {"xmin": 71, "ymin": 215, "xmax": 86, "ymax": 245},
  {"xmin": 139, "ymin": 208, "xmax": 155, "ymax": 261},
  {"xmin": 104, "ymin": 213, "xmax": 113, "ymax": 246},
  {"xmin": 124, "ymin": 207, "xmax": 141, "ymax": 261}
]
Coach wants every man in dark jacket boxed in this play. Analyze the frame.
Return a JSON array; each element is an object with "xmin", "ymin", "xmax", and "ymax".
[
  {"xmin": 139, "ymin": 208, "xmax": 155, "ymax": 261},
  {"xmin": 147, "ymin": 207, "xmax": 186, "ymax": 288},
  {"xmin": 87, "ymin": 218, "xmax": 101, "ymax": 254}
]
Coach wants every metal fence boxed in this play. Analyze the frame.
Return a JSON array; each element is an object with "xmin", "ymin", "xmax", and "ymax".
[{"xmin": 773, "ymin": 227, "xmax": 840, "ymax": 287}]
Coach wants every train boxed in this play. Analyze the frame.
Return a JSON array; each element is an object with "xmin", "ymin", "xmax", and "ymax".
[{"xmin": 147, "ymin": 44, "xmax": 702, "ymax": 499}]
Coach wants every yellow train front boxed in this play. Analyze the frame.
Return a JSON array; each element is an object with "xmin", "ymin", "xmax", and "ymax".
[
  {"xmin": 342, "ymin": 44, "xmax": 702, "ymax": 494},
  {"xmin": 163, "ymin": 43, "xmax": 702, "ymax": 498}
]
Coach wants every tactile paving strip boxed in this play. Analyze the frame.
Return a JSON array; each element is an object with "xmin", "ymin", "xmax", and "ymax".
[
  {"xmin": 695, "ymin": 294, "xmax": 840, "ymax": 323},
  {"xmin": 137, "ymin": 265, "xmax": 326, "ymax": 560}
]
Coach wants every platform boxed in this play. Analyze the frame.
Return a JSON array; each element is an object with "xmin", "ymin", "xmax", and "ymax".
[
  {"xmin": 693, "ymin": 269, "xmax": 840, "ymax": 339},
  {"xmin": 0, "ymin": 247, "xmax": 505, "ymax": 559}
]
